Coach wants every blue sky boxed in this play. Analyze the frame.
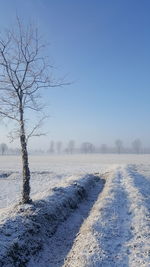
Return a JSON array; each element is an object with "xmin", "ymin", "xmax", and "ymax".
[{"xmin": 0, "ymin": 0, "xmax": 150, "ymax": 149}]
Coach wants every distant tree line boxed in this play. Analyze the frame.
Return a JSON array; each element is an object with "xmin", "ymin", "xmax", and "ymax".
[
  {"xmin": 0, "ymin": 138, "xmax": 148, "ymax": 155},
  {"xmin": 45, "ymin": 138, "xmax": 147, "ymax": 154},
  {"xmin": 0, "ymin": 143, "xmax": 21, "ymax": 155}
]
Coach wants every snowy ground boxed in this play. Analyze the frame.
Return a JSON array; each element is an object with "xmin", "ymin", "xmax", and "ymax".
[
  {"xmin": 63, "ymin": 165, "xmax": 150, "ymax": 267},
  {"xmin": 0, "ymin": 153, "xmax": 150, "ymax": 209},
  {"xmin": 0, "ymin": 154, "xmax": 120, "ymax": 209},
  {"xmin": 0, "ymin": 154, "xmax": 150, "ymax": 266}
]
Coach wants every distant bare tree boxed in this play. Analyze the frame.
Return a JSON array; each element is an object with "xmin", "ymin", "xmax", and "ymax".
[
  {"xmin": 115, "ymin": 139, "xmax": 123, "ymax": 154},
  {"xmin": 48, "ymin": 141, "xmax": 55, "ymax": 154},
  {"xmin": 67, "ymin": 140, "xmax": 75, "ymax": 154},
  {"xmin": 0, "ymin": 18, "xmax": 66, "ymax": 203},
  {"xmin": 81, "ymin": 142, "xmax": 95, "ymax": 153},
  {"xmin": 132, "ymin": 139, "xmax": 142, "ymax": 154},
  {"xmin": 56, "ymin": 141, "xmax": 62, "ymax": 154},
  {"xmin": 100, "ymin": 144, "xmax": 108, "ymax": 153},
  {"xmin": 0, "ymin": 143, "xmax": 8, "ymax": 155}
]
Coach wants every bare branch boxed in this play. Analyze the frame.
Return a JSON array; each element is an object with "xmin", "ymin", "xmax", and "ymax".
[
  {"xmin": 0, "ymin": 110, "xmax": 19, "ymax": 121},
  {"xmin": 26, "ymin": 116, "xmax": 48, "ymax": 143},
  {"xmin": 0, "ymin": 17, "xmax": 69, "ymax": 203}
]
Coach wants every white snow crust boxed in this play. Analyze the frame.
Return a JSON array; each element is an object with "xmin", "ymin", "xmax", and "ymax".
[
  {"xmin": 63, "ymin": 165, "xmax": 150, "ymax": 267},
  {"xmin": 0, "ymin": 154, "xmax": 149, "ymax": 266}
]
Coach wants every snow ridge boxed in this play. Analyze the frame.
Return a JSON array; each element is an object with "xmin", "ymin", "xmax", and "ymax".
[
  {"xmin": 0, "ymin": 174, "xmax": 104, "ymax": 266},
  {"xmin": 122, "ymin": 165, "xmax": 150, "ymax": 266}
]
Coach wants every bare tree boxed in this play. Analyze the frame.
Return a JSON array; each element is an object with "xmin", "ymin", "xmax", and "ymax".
[
  {"xmin": 56, "ymin": 141, "xmax": 62, "ymax": 154},
  {"xmin": 0, "ymin": 143, "xmax": 8, "ymax": 155},
  {"xmin": 0, "ymin": 18, "xmax": 66, "ymax": 204},
  {"xmin": 48, "ymin": 141, "xmax": 55, "ymax": 154},
  {"xmin": 132, "ymin": 139, "xmax": 142, "ymax": 154},
  {"xmin": 115, "ymin": 139, "xmax": 123, "ymax": 154},
  {"xmin": 81, "ymin": 142, "xmax": 95, "ymax": 153},
  {"xmin": 67, "ymin": 140, "xmax": 75, "ymax": 154}
]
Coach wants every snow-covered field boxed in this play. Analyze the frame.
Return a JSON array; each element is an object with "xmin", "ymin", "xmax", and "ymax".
[
  {"xmin": 0, "ymin": 153, "xmax": 150, "ymax": 209},
  {"xmin": 0, "ymin": 154, "xmax": 117, "ymax": 210},
  {"xmin": 0, "ymin": 154, "xmax": 150, "ymax": 266}
]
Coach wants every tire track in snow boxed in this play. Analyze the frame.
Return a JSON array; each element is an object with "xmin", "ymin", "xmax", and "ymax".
[
  {"xmin": 127, "ymin": 165, "xmax": 150, "ymax": 212},
  {"xmin": 27, "ymin": 166, "xmax": 150, "ymax": 267},
  {"xmin": 64, "ymin": 168, "xmax": 133, "ymax": 267},
  {"xmin": 121, "ymin": 166, "xmax": 150, "ymax": 267},
  {"xmin": 27, "ymin": 174, "xmax": 105, "ymax": 267}
]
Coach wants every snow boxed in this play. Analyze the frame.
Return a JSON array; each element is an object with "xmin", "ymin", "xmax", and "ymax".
[
  {"xmin": 0, "ymin": 154, "xmax": 118, "ymax": 210},
  {"xmin": 0, "ymin": 154, "xmax": 150, "ymax": 210},
  {"xmin": 0, "ymin": 154, "xmax": 149, "ymax": 266},
  {"xmin": 0, "ymin": 173, "xmax": 105, "ymax": 266},
  {"xmin": 63, "ymin": 165, "xmax": 150, "ymax": 267}
]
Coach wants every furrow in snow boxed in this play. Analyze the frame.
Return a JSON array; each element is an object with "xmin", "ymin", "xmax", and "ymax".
[
  {"xmin": 63, "ymin": 167, "xmax": 133, "ymax": 267},
  {"xmin": 121, "ymin": 166, "xmax": 150, "ymax": 267},
  {"xmin": 0, "ymin": 173, "xmax": 105, "ymax": 266},
  {"xmin": 28, "ymin": 173, "xmax": 106, "ymax": 267}
]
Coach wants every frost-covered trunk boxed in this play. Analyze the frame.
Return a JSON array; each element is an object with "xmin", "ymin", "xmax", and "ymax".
[
  {"xmin": 19, "ymin": 104, "xmax": 31, "ymax": 204},
  {"xmin": 0, "ymin": 19, "xmax": 58, "ymax": 204}
]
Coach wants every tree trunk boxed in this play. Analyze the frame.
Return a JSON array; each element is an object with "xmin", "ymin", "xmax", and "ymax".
[{"xmin": 20, "ymin": 104, "xmax": 31, "ymax": 204}]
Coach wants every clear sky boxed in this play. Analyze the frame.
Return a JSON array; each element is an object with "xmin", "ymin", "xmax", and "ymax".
[{"xmin": 0, "ymin": 0, "xmax": 150, "ymax": 149}]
